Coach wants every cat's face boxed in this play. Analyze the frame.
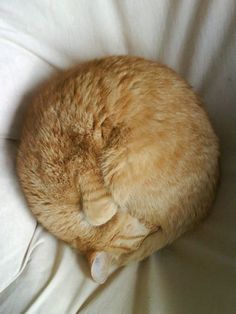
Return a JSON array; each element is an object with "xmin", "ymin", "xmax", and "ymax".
[{"xmin": 70, "ymin": 209, "xmax": 152, "ymax": 284}]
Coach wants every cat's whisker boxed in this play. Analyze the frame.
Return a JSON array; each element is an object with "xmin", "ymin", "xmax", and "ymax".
[
  {"xmin": 115, "ymin": 234, "xmax": 146, "ymax": 240},
  {"xmin": 109, "ymin": 245, "xmax": 132, "ymax": 253}
]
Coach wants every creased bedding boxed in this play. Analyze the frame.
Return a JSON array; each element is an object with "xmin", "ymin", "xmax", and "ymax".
[{"xmin": 0, "ymin": 1, "xmax": 236, "ymax": 313}]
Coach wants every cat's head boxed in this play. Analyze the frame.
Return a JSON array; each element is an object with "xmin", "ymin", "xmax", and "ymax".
[{"xmin": 70, "ymin": 209, "xmax": 152, "ymax": 284}]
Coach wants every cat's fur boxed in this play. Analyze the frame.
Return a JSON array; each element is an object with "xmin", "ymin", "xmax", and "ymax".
[{"xmin": 17, "ymin": 56, "xmax": 219, "ymax": 283}]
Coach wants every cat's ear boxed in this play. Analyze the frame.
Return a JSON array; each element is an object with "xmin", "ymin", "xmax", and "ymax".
[{"xmin": 89, "ymin": 252, "xmax": 111, "ymax": 284}]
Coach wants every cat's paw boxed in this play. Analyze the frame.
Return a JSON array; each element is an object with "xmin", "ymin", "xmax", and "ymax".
[{"xmin": 83, "ymin": 197, "xmax": 118, "ymax": 226}]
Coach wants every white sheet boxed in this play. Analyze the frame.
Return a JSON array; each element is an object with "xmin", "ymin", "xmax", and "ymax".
[{"xmin": 0, "ymin": 1, "xmax": 236, "ymax": 313}]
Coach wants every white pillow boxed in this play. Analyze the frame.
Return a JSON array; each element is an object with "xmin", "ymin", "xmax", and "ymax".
[
  {"xmin": 0, "ymin": 0, "xmax": 167, "ymax": 139},
  {"xmin": 1, "ymin": 1, "xmax": 236, "ymax": 312},
  {"xmin": 3, "ymin": 0, "xmax": 233, "ymax": 139},
  {"xmin": 0, "ymin": 139, "xmax": 37, "ymax": 292}
]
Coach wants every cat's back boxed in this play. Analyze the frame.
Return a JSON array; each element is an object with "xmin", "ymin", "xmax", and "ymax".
[
  {"xmin": 23, "ymin": 55, "xmax": 200, "ymax": 124},
  {"xmin": 20, "ymin": 55, "xmax": 211, "ymax": 152},
  {"xmin": 18, "ymin": 56, "xmax": 219, "ymax": 204}
]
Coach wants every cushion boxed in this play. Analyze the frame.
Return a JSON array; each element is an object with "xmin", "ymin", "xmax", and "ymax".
[{"xmin": 0, "ymin": 0, "xmax": 236, "ymax": 313}]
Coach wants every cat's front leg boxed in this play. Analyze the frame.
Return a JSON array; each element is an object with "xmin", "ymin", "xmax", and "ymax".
[{"xmin": 79, "ymin": 169, "xmax": 118, "ymax": 226}]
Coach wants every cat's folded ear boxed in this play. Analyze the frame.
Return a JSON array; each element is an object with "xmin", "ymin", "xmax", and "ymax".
[{"xmin": 87, "ymin": 251, "xmax": 111, "ymax": 284}]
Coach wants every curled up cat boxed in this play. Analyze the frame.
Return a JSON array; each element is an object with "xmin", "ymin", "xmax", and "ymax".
[{"xmin": 17, "ymin": 56, "xmax": 219, "ymax": 284}]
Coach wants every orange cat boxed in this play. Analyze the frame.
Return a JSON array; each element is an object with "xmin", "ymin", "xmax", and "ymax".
[{"xmin": 17, "ymin": 56, "xmax": 219, "ymax": 283}]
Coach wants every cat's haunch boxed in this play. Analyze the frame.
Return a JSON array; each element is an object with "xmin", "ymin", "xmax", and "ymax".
[{"xmin": 17, "ymin": 56, "xmax": 219, "ymax": 284}]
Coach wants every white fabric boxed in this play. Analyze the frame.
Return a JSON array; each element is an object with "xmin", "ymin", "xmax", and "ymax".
[{"xmin": 0, "ymin": 0, "xmax": 236, "ymax": 313}]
